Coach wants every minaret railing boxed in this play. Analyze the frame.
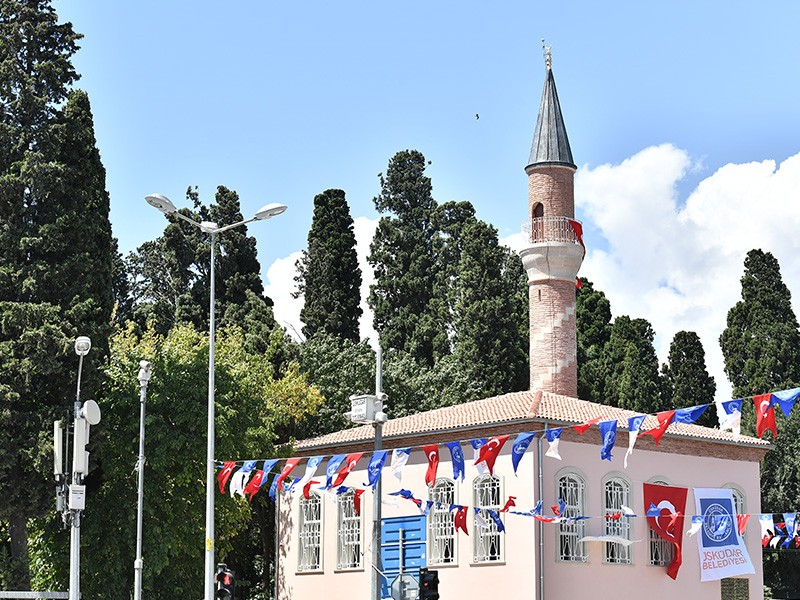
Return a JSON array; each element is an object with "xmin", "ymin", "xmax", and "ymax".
[{"xmin": 522, "ymin": 216, "xmax": 582, "ymax": 244}]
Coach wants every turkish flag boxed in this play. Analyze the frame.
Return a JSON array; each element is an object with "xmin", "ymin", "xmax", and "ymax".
[
  {"xmin": 754, "ymin": 393, "xmax": 778, "ymax": 438},
  {"xmin": 243, "ymin": 470, "xmax": 265, "ymax": 501},
  {"xmin": 574, "ymin": 416, "xmax": 601, "ymax": 435},
  {"xmin": 275, "ymin": 457, "xmax": 302, "ymax": 492},
  {"xmin": 641, "ymin": 410, "xmax": 677, "ymax": 446},
  {"xmin": 643, "ymin": 482, "xmax": 687, "ymax": 580},
  {"xmin": 217, "ymin": 461, "xmax": 237, "ymax": 494},
  {"xmin": 332, "ymin": 452, "xmax": 364, "ymax": 488},
  {"xmin": 422, "ymin": 445, "xmax": 439, "ymax": 486},
  {"xmin": 475, "ymin": 435, "xmax": 509, "ymax": 475},
  {"xmin": 353, "ymin": 489, "xmax": 365, "ymax": 516},
  {"xmin": 454, "ymin": 506, "xmax": 469, "ymax": 535}
]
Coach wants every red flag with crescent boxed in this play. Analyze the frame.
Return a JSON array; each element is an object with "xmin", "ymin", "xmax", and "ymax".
[
  {"xmin": 353, "ymin": 489, "xmax": 365, "ymax": 516},
  {"xmin": 643, "ymin": 482, "xmax": 687, "ymax": 580},
  {"xmin": 332, "ymin": 452, "xmax": 364, "ymax": 488},
  {"xmin": 573, "ymin": 416, "xmax": 601, "ymax": 435},
  {"xmin": 217, "ymin": 461, "xmax": 236, "ymax": 494},
  {"xmin": 641, "ymin": 410, "xmax": 676, "ymax": 446},
  {"xmin": 754, "ymin": 393, "xmax": 778, "ymax": 438},
  {"xmin": 243, "ymin": 470, "xmax": 265, "ymax": 501},
  {"xmin": 475, "ymin": 435, "xmax": 509, "ymax": 475},
  {"xmin": 275, "ymin": 457, "xmax": 302, "ymax": 493},
  {"xmin": 454, "ymin": 506, "xmax": 469, "ymax": 535},
  {"xmin": 422, "ymin": 444, "xmax": 439, "ymax": 486}
]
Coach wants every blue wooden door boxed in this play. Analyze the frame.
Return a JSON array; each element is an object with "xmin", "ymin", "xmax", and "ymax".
[{"xmin": 380, "ymin": 515, "xmax": 426, "ymax": 598}]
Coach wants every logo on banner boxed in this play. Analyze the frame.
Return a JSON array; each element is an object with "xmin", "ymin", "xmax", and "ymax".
[
  {"xmin": 694, "ymin": 488, "xmax": 754, "ymax": 582},
  {"xmin": 701, "ymin": 501, "xmax": 735, "ymax": 546}
]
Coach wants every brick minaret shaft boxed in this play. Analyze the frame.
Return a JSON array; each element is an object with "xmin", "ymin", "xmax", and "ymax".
[{"xmin": 519, "ymin": 63, "xmax": 584, "ymax": 397}]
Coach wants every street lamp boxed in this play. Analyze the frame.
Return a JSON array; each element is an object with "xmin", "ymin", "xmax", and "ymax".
[
  {"xmin": 145, "ymin": 193, "xmax": 287, "ymax": 600},
  {"xmin": 133, "ymin": 360, "xmax": 152, "ymax": 600}
]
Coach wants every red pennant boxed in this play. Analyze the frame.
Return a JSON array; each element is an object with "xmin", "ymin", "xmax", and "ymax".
[
  {"xmin": 353, "ymin": 489, "xmax": 365, "ymax": 516},
  {"xmin": 243, "ymin": 470, "xmax": 265, "ymax": 501},
  {"xmin": 574, "ymin": 417, "xmax": 601, "ymax": 435},
  {"xmin": 754, "ymin": 393, "xmax": 778, "ymax": 438},
  {"xmin": 422, "ymin": 445, "xmax": 439, "ymax": 486},
  {"xmin": 332, "ymin": 452, "xmax": 364, "ymax": 488},
  {"xmin": 642, "ymin": 410, "xmax": 677, "ymax": 446},
  {"xmin": 605, "ymin": 512, "xmax": 622, "ymax": 520},
  {"xmin": 303, "ymin": 480, "xmax": 320, "ymax": 500},
  {"xmin": 275, "ymin": 457, "xmax": 302, "ymax": 493},
  {"xmin": 454, "ymin": 506, "xmax": 469, "ymax": 535},
  {"xmin": 217, "ymin": 461, "xmax": 236, "ymax": 494},
  {"xmin": 737, "ymin": 513, "xmax": 750, "ymax": 536},
  {"xmin": 475, "ymin": 435, "xmax": 509, "ymax": 475},
  {"xmin": 500, "ymin": 496, "xmax": 517, "ymax": 513}
]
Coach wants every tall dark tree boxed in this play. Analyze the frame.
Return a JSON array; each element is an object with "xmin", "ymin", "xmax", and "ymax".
[
  {"xmin": 294, "ymin": 189, "xmax": 363, "ymax": 342},
  {"xmin": 369, "ymin": 150, "xmax": 446, "ymax": 367},
  {"xmin": 720, "ymin": 249, "xmax": 800, "ymax": 598},
  {"xmin": 602, "ymin": 316, "xmax": 664, "ymax": 413},
  {"xmin": 576, "ymin": 278, "xmax": 612, "ymax": 402},
  {"xmin": 661, "ymin": 331, "xmax": 716, "ymax": 427},
  {"xmin": 0, "ymin": 2, "xmax": 114, "ymax": 587}
]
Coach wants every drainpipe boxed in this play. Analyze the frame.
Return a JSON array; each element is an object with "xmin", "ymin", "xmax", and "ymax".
[{"xmin": 537, "ymin": 433, "xmax": 545, "ymax": 599}]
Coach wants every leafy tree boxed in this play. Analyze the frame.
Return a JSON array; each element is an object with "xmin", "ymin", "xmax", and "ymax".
[
  {"xmin": 294, "ymin": 189, "xmax": 362, "ymax": 342},
  {"xmin": 30, "ymin": 324, "xmax": 323, "ymax": 599},
  {"xmin": 602, "ymin": 316, "xmax": 664, "ymax": 413},
  {"xmin": 576, "ymin": 278, "xmax": 612, "ymax": 402},
  {"xmin": 369, "ymin": 150, "xmax": 446, "ymax": 366},
  {"xmin": 720, "ymin": 249, "xmax": 800, "ymax": 598},
  {"xmin": 661, "ymin": 330, "xmax": 716, "ymax": 427},
  {"xmin": 0, "ymin": 2, "xmax": 114, "ymax": 587}
]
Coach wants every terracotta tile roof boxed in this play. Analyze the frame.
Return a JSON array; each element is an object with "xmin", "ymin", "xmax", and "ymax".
[{"xmin": 294, "ymin": 390, "xmax": 769, "ymax": 450}]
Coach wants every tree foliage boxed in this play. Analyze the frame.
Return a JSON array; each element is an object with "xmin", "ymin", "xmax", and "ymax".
[
  {"xmin": 294, "ymin": 189, "xmax": 362, "ymax": 343},
  {"xmin": 661, "ymin": 330, "xmax": 716, "ymax": 427},
  {"xmin": 576, "ymin": 278, "xmax": 612, "ymax": 402}
]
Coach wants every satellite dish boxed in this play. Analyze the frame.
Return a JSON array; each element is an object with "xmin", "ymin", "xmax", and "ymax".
[{"xmin": 81, "ymin": 400, "xmax": 102, "ymax": 426}]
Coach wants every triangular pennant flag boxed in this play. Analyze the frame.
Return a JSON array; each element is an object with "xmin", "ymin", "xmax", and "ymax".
[
  {"xmin": 574, "ymin": 416, "xmax": 601, "ymax": 435},
  {"xmin": 642, "ymin": 410, "xmax": 677, "ymax": 446},
  {"xmin": 321, "ymin": 454, "xmax": 347, "ymax": 491},
  {"xmin": 717, "ymin": 399, "xmax": 742, "ymax": 440},
  {"xmin": 624, "ymin": 414, "xmax": 647, "ymax": 469},
  {"xmin": 598, "ymin": 420, "xmax": 617, "ymax": 461},
  {"xmin": 302, "ymin": 480, "xmax": 320, "ymax": 500},
  {"xmin": 470, "ymin": 439, "xmax": 488, "ymax": 475},
  {"xmin": 687, "ymin": 516, "xmax": 703, "ymax": 536},
  {"xmin": 487, "ymin": 509, "xmax": 505, "ymax": 533},
  {"xmin": 229, "ymin": 460, "xmax": 258, "ymax": 497},
  {"xmin": 422, "ymin": 445, "xmax": 440, "ymax": 486},
  {"xmin": 754, "ymin": 393, "xmax": 778, "ymax": 439},
  {"xmin": 474, "ymin": 508, "xmax": 491, "ymax": 529},
  {"xmin": 365, "ymin": 450, "xmax": 389, "ymax": 488},
  {"xmin": 475, "ymin": 435, "xmax": 509, "ymax": 475},
  {"xmin": 510, "ymin": 432, "xmax": 536, "ymax": 474},
  {"xmin": 353, "ymin": 489, "xmax": 365, "ymax": 516},
  {"xmin": 444, "ymin": 441, "xmax": 465, "ymax": 481},
  {"xmin": 332, "ymin": 452, "xmax": 364, "ymax": 488},
  {"xmin": 390, "ymin": 448, "xmax": 411, "ymax": 482},
  {"xmin": 544, "ymin": 428, "xmax": 562, "ymax": 460},
  {"xmin": 271, "ymin": 457, "xmax": 301, "ymax": 500},
  {"xmin": 243, "ymin": 470, "xmax": 265, "ymax": 501},
  {"xmin": 217, "ymin": 461, "xmax": 236, "ymax": 494},
  {"xmin": 759, "ymin": 514, "xmax": 775, "ymax": 547},
  {"xmin": 737, "ymin": 514, "xmax": 750, "ymax": 536},
  {"xmin": 500, "ymin": 496, "xmax": 517, "ymax": 513},
  {"xmin": 453, "ymin": 506, "xmax": 469, "ymax": 535},
  {"xmin": 295, "ymin": 456, "xmax": 323, "ymax": 493},
  {"xmin": 674, "ymin": 404, "xmax": 709, "ymax": 425},
  {"xmin": 770, "ymin": 387, "xmax": 800, "ymax": 418},
  {"xmin": 552, "ymin": 498, "xmax": 566, "ymax": 517}
]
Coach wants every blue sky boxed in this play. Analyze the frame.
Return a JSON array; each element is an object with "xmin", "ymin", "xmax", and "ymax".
[{"xmin": 57, "ymin": 1, "xmax": 800, "ymax": 401}]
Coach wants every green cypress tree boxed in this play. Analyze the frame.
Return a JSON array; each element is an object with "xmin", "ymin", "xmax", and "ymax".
[
  {"xmin": 576, "ymin": 278, "xmax": 612, "ymax": 402},
  {"xmin": 719, "ymin": 249, "xmax": 800, "ymax": 598},
  {"xmin": 294, "ymin": 188, "xmax": 363, "ymax": 342},
  {"xmin": 661, "ymin": 330, "xmax": 716, "ymax": 427},
  {"xmin": 368, "ymin": 150, "xmax": 445, "ymax": 367}
]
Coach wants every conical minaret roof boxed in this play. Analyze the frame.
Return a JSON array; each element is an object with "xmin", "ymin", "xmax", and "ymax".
[{"xmin": 526, "ymin": 66, "xmax": 575, "ymax": 170}]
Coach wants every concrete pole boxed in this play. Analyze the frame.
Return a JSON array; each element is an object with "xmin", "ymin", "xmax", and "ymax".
[{"xmin": 372, "ymin": 346, "xmax": 383, "ymax": 600}]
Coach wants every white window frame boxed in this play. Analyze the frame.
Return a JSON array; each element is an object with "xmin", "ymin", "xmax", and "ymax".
[
  {"xmin": 428, "ymin": 478, "xmax": 457, "ymax": 565},
  {"xmin": 556, "ymin": 469, "xmax": 587, "ymax": 562},
  {"xmin": 724, "ymin": 483, "xmax": 747, "ymax": 541},
  {"xmin": 648, "ymin": 478, "xmax": 674, "ymax": 567},
  {"xmin": 473, "ymin": 474, "xmax": 503, "ymax": 563},
  {"xmin": 336, "ymin": 489, "xmax": 362, "ymax": 570},
  {"xmin": 298, "ymin": 492, "xmax": 323, "ymax": 572},
  {"xmin": 602, "ymin": 474, "xmax": 632, "ymax": 564}
]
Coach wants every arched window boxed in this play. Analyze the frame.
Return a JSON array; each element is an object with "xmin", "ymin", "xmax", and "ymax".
[
  {"xmin": 724, "ymin": 484, "xmax": 747, "ymax": 540},
  {"xmin": 531, "ymin": 203, "xmax": 545, "ymax": 241},
  {"xmin": 648, "ymin": 479, "xmax": 674, "ymax": 567},
  {"xmin": 602, "ymin": 475, "xmax": 631, "ymax": 564},
  {"xmin": 428, "ymin": 478, "xmax": 456, "ymax": 564},
  {"xmin": 473, "ymin": 474, "xmax": 503, "ymax": 562},
  {"xmin": 298, "ymin": 492, "xmax": 322, "ymax": 571},
  {"xmin": 336, "ymin": 489, "xmax": 361, "ymax": 570},
  {"xmin": 557, "ymin": 471, "xmax": 587, "ymax": 562}
]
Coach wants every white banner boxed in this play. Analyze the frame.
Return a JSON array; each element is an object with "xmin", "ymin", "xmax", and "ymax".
[{"xmin": 693, "ymin": 488, "xmax": 754, "ymax": 582}]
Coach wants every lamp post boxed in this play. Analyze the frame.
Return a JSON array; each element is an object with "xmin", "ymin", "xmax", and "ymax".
[
  {"xmin": 133, "ymin": 360, "xmax": 152, "ymax": 600},
  {"xmin": 145, "ymin": 193, "xmax": 287, "ymax": 600}
]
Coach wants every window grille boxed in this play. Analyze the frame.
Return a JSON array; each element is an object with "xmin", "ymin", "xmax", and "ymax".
[
  {"xmin": 298, "ymin": 493, "xmax": 322, "ymax": 571},
  {"xmin": 428, "ymin": 479, "xmax": 456, "ymax": 564},
  {"xmin": 473, "ymin": 474, "xmax": 502, "ymax": 562},
  {"xmin": 557, "ymin": 473, "xmax": 586, "ymax": 562},
  {"xmin": 336, "ymin": 489, "xmax": 361, "ymax": 569},
  {"xmin": 648, "ymin": 480, "xmax": 674, "ymax": 566},
  {"xmin": 603, "ymin": 477, "xmax": 631, "ymax": 564}
]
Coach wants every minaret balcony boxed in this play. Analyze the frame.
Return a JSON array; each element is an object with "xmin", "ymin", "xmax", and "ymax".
[{"xmin": 522, "ymin": 216, "xmax": 583, "ymax": 245}]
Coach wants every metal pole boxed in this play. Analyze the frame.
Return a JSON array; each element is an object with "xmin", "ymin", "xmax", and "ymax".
[
  {"xmin": 204, "ymin": 231, "xmax": 217, "ymax": 600},
  {"xmin": 133, "ymin": 361, "xmax": 152, "ymax": 600},
  {"xmin": 68, "ymin": 354, "xmax": 84, "ymax": 600},
  {"xmin": 372, "ymin": 346, "xmax": 383, "ymax": 600}
]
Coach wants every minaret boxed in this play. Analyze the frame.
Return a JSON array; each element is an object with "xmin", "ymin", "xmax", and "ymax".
[{"xmin": 519, "ymin": 47, "xmax": 584, "ymax": 397}]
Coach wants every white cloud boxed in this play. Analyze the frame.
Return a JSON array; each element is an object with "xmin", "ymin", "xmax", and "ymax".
[
  {"xmin": 577, "ymin": 146, "xmax": 800, "ymax": 402},
  {"xmin": 266, "ymin": 216, "xmax": 379, "ymax": 347}
]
